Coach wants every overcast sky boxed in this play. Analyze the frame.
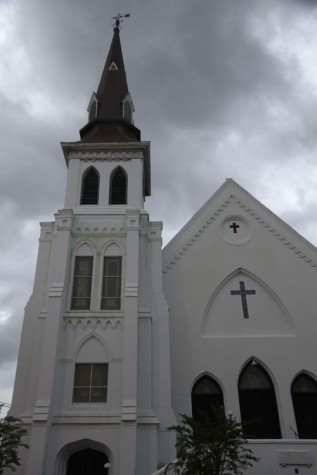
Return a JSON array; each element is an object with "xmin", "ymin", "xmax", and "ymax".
[{"xmin": 1, "ymin": 0, "xmax": 317, "ymax": 411}]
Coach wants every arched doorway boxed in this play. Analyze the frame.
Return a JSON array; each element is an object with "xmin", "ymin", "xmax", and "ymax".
[{"xmin": 67, "ymin": 448, "xmax": 109, "ymax": 475}]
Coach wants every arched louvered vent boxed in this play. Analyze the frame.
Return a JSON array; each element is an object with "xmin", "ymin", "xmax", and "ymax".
[
  {"xmin": 81, "ymin": 168, "xmax": 99, "ymax": 205},
  {"xmin": 123, "ymin": 100, "xmax": 132, "ymax": 123},
  {"xmin": 88, "ymin": 100, "xmax": 97, "ymax": 122},
  {"xmin": 109, "ymin": 167, "xmax": 127, "ymax": 205}
]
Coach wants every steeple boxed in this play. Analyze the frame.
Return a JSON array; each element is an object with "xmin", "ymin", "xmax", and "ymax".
[{"xmin": 80, "ymin": 21, "xmax": 140, "ymax": 143}]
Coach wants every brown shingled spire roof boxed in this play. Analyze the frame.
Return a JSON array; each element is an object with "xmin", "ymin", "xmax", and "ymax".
[{"xmin": 80, "ymin": 25, "xmax": 140, "ymax": 142}]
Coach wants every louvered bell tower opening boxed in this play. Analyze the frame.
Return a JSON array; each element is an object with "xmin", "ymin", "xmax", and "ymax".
[
  {"xmin": 109, "ymin": 167, "xmax": 127, "ymax": 204},
  {"xmin": 81, "ymin": 168, "xmax": 99, "ymax": 205}
]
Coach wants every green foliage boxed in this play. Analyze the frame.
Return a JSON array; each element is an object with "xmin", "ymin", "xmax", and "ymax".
[
  {"xmin": 0, "ymin": 405, "xmax": 29, "ymax": 474},
  {"xmin": 167, "ymin": 406, "xmax": 259, "ymax": 475}
]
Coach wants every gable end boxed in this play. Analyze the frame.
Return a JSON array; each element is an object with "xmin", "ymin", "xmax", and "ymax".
[{"xmin": 163, "ymin": 194, "xmax": 317, "ymax": 274}]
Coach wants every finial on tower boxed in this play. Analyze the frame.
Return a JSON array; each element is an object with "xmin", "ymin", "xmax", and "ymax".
[{"xmin": 112, "ymin": 13, "xmax": 130, "ymax": 29}]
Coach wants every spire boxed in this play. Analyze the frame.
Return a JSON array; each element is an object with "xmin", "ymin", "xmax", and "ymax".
[{"xmin": 80, "ymin": 18, "xmax": 140, "ymax": 143}]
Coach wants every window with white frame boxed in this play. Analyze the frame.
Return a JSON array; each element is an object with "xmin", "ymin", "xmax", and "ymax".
[
  {"xmin": 71, "ymin": 256, "xmax": 93, "ymax": 310},
  {"xmin": 101, "ymin": 256, "xmax": 122, "ymax": 310},
  {"xmin": 73, "ymin": 363, "xmax": 108, "ymax": 403}
]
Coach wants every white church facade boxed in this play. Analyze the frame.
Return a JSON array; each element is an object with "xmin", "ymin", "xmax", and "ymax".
[{"xmin": 7, "ymin": 20, "xmax": 317, "ymax": 475}]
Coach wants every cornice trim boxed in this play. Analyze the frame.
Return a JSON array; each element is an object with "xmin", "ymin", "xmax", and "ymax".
[{"xmin": 163, "ymin": 194, "xmax": 317, "ymax": 273}]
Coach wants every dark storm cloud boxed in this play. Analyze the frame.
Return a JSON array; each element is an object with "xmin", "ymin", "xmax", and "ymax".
[
  {"xmin": 0, "ymin": 93, "xmax": 66, "ymax": 218},
  {"xmin": 137, "ymin": 1, "xmax": 290, "ymax": 130}
]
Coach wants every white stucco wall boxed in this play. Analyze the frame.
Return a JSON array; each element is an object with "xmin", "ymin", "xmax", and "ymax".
[{"xmin": 163, "ymin": 179, "xmax": 317, "ymax": 475}]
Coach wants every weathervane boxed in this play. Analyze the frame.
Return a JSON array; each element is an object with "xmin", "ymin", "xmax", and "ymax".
[{"xmin": 112, "ymin": 13, "xmax": 130, "ymax": 28}]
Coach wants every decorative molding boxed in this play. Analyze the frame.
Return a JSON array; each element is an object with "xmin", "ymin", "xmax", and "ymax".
[
  {"xmin": 38, "ymin": 310, "xmax": 47, "ymax": 319},
  {"xmin": 40, "ymin": 222, "xmax": 54, "ymax": 242},
  {"xmin": 55, "ymin": 209, "xmax": 74, "ymax": 231},
  {"xmin": 163, "ymin": 194, "xmax": 317, "ymax": 273},
  {"xmin": 63, "ymin": 317, "xmax": 124, "ymax": 330},
  {"xmin": 73, "ymin": 226, "xmax": 125, "ymax": 235},
  {"xmin": 121, "ymin": 400, "xmax": 137, "ymax": 421},
  {"xmin": 33, "ymin": 400, "xmax": 50, "ymax": 422},
  {"xmin": 148, "ymin": 222, "xmax": 163, "ymax": 242},
  {"xmin": 125, "ymin": 283, "xmax": 138, "ymax": 297},
  {"xmin": 68, "ymin": 151, "xmax": 143, "ymax": 160},
  {"xmin": 139, "ymin": 312, "xmax": 151, "ymax": 319},
  {"xmin": 49, "ymin": 283, "xmax": 64, "ymax": 297}
]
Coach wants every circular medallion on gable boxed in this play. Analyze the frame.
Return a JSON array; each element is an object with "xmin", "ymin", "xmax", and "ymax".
[{"xmin": 220, "ymin": 215, "xmax": 253, "ymax": 245}]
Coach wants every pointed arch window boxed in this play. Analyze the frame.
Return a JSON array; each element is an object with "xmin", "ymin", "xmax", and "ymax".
[
  {"xmin": 239, "ymin": 362, "xmax": 281, "ymax": 439},
  {"xmin": 292, "ymin": 373, "xmax": 317, "ymax": 439},
  {"xmin": 81, "ymin": 168, "xmax": 99, "ymax": 205},
  {"xmin": 192, "ymin": 375, "xmax": 224, "ymax": 423},
  {"xmin": 109, "ymin": 167, "xmax": 127, "ymax": 205}
]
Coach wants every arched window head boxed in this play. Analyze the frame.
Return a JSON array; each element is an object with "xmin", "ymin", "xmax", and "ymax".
[
  {"xmin": 239, "ymin": 361, "xmax": 281, "ymax": 439},
  {"xmin": 292, "ymin": 373, "xmax": 317, "ymax": 439},
  {"xmin": 81, "ymin": 167, "xmax": 99, "ymax": 205},
  {"xmin": 191, "ymin": 375, "xmax": 224, "ymax": 423},
  {"xmin": 109, "ymin": 167, "xmax": 127, "ymax": 205}
]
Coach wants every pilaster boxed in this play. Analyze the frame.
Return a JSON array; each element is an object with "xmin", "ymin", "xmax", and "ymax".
[
  {"xmin": 149, "ymin": 221, "xmax": 177, "ymax": 466},
  {"xmin": 25, "ymin": 209, "xmax": 74, "ymax": 475},
  {"xmin": 119, "ymin": 209, "xmax": 140, "ymax": 474}
]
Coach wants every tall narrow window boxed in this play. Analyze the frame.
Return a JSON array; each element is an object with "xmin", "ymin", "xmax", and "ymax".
[
  {"xmin": 292, "ymin": 373, "xmax": 317, "ymax": 439},
  {"xmin": 71, "ymin": 256, "xmax": 93, "ymax": 310},
  {"xmin": 239, "ymin": 362, "xmax": 281, "ymax": 439},
  {"xmin": 73, "ymin": 363, "xmax": 108, "ymax": 403},
  {"xmin": 101, "ymin": 256, "xmax": 122, "ymax": 310},
  {"xmin": 81, "ymin": 168, "xmax": 99, "ymax": 205},
  {"xmin": 192, "ymin": 376, "xmax": 224, "ymax": 423},
  {"xmin": 109, "ymin": 167, "xmax": 127, "ymax": 205}
]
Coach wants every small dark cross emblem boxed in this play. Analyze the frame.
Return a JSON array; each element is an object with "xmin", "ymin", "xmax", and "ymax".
[
  {"xmin": 230, "ymin": 281, "xmax": 256, "ymax": 319},
  {"xmin": 229, "ymin": 222, "xmax": 240, "ymax": 234}
]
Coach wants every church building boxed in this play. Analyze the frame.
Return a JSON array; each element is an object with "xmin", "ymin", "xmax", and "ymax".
[{"xmin": 8, "ymin": 18, "xmax": 317, "ymax": 475}]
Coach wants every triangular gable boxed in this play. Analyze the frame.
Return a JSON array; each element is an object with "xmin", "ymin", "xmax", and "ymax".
[{"xmin": 163, "ymin": 179, "xmax": 317, "ymax": 273}]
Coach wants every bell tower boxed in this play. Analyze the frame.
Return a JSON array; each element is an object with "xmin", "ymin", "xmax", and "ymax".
[{"xmin": 9, "ymin": 17, "xmax": 175, "ymax": 475}]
